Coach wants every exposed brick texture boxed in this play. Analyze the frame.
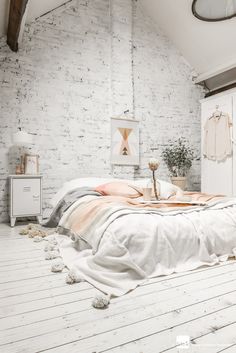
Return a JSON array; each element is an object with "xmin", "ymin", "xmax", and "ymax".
[{"xmin": 0, "ymin": 0, "xmax": 203, "ymax": 222}]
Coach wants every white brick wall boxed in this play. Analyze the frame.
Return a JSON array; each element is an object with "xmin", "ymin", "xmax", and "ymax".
[
  {"xmin": 0, "ymin": 0, "xmax": 203, "ymax": 222},
  {"xmin": 132, "ymin": 2, "xmax": 203, "ymax": 186}
]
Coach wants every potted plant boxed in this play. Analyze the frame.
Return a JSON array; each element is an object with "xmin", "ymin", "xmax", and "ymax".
[{"xmin": 161, "ymin": 138, "xmax": 195, "ymax": 190}]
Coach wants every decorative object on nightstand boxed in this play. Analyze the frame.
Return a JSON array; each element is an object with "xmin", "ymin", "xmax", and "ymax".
[
  {"xmin": 24, "ymin": 154, "xmax": 39, "ymax": 175},
  {"xmin": 12, "ymin": 127, "xmax": 33, "ymax": 174},
  {"xmin": 9, "ymin": 174, "xmax": 43, "ymax": 227}
]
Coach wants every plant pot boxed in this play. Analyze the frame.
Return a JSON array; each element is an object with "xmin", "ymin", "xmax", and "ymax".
[{"xmin": 171, "ymin": 176, "xmax": 187, "ymax": 191}]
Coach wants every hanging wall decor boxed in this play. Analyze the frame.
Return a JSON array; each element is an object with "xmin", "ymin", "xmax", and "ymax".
[{"xmin": 111, "ymin": 117, "xmax": 139, "ymax": 165}]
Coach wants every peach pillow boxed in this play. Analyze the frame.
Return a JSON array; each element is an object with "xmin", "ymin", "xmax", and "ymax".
[{"xmin": 95, "ymin": 182, "xmax": 142, "ymax": 198}]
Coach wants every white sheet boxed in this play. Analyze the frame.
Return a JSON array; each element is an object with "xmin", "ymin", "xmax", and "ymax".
[{"xmin": 56, "ymin": 199, "xmax": 236, "ymax": 297}]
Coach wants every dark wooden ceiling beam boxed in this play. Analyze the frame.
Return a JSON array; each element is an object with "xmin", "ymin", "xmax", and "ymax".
[
  {"xmin": 7, "ymin": 0, "xmax": 29, "ymax": 52},
  {"xmin": 205, "ymin": 82, "xmax": 236, "ymax": 98}
]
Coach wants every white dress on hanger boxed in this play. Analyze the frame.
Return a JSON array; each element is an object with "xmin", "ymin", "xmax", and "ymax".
[{"xmin": 203, "ymin": 112, "xmax": 232, "ymax": 161}]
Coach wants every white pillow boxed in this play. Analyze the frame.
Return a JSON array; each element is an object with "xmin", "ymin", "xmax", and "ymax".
[
  {"xmin": 50, "ymin": 177, "xmax": 183, "ymax": 208},
  {"xmin": 50, "ymin": 177, "xmax": 130, "ymax": 207},
  {"xmin": 158, "ymin": 180, "xmax": 182, "ymax": 199}
]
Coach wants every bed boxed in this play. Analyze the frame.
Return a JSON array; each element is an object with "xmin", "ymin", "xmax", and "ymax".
[{"xmin": 44, "ymin": 177, "xmax": 236, "ymax": 298}]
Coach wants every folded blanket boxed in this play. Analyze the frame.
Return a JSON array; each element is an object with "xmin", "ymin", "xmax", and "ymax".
[
  {"xmin": 43, "ymin": 187, "xmax": 100, "ymax": 227},
  {"xmin": 58, "ymin": 192, "xmax": 228, "ymax": 253}
]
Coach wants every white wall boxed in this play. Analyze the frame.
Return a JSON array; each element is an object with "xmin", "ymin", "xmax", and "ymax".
[
  {"xmin": 0, "ymin": 0, "xmax": 203, "ymax": 222},
  {"xmin": 133, "ymin": 2, "xmax": 203, "ymax": 180}
]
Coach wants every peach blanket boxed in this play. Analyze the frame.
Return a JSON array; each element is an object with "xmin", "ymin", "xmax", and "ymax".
[{"xmin": 60, "ymin": 192, "xmax": 225, "ymax": 248}]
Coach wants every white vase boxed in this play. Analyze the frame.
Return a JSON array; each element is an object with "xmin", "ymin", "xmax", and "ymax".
[{"xmin": 171, "ymin": 176, "xmax": 187, "ymax": 191}]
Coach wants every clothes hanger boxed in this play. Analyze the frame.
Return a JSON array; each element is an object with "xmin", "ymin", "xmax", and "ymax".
[{"xmin": 211, "ymin": 105, "xmax": 222, "ymax": 118}]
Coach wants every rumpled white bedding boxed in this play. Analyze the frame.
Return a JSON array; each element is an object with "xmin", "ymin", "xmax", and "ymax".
[{"xmin": 56, "ymin": 199, "xmax": 236, "ymax": 297}]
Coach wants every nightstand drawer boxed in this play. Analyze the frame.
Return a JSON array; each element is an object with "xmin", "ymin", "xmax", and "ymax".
[{"xmin": 12, "ymin": 178, "xmax": 41, "ymax": 216}]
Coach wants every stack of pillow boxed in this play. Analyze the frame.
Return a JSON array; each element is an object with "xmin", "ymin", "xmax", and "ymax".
[{"xmin": 50, "ymin": 177, "xmax": 184, "ymax": 207}]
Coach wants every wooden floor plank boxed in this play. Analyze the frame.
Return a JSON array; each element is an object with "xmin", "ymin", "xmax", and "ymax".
[
  {"xmin": 0, "ymin": 260, "xmax": 50, "ymax": 272},
  {"xmin": 218, "ymin": 344, "xmax": 236, "ymax": 353},
  {"xmin": 0, "ymin": 266, "xmax": 235, "ymax": 338},
  {"xmin": 0, "ymin": 259, "xmax": 233, "ymax": 300},
  {"xmin": 1, "ymin": 224, "xmax": 236, "ymax": 353},
  {"xmin": 3, "ymin": 262, "xmax": 236, "ymax": 317},
  {"xmin": 1, "ymin": 283, "xmax": 236, "ymax": 350},
  {"xmin": 99, "ymin": 311, "xmax": 236, "ymax": 353},
  {"xmin": 0, "ymin": 286, "xmax": 97, "ymax": 318},
  {"xmin": 163, "ymin": 321, "xmax": 236, "ymax": 353},
  {"xmin": 0, "ymin": 265, "xmax": 59, "ymax": 284},
  {"xmin": 188, "ymin": 322, "xmax": 236, "ymax": 353},
  {"xmin": 1, "ymin": 257, "xmax": 235, "ymax": 306},
  {"xmin": 21, "ymin": 303, "xmax": 236, "ymax": 353},
  {"xmin": 0, "ymin": 273, "xmax": 68, "ymax": 296},
  {"xmin": 0, "ymin": 249, "xmax": 44, "ymax": 262},
  {"xmin": 0, "ymin": 280, "xmax": 91, "ymax": 306}
]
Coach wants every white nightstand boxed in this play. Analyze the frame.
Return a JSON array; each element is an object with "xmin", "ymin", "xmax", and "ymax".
[{"xmin": 9, "ymin": 175, "xmax": 43, "ymax": 227}]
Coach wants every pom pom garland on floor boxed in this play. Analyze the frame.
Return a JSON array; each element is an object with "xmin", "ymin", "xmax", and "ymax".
[
  {"xmin": 18, "ymin": 223, "xmax": 112, "ymax": 310},
  {"xmin": 51, "ymin": 260, "xmax": 65, "ymax": 272},
  {"xmin": 92, "ymin": 295, "xmax": 110, "ymax": 309},
  {"xmin": 19, "ymin": 228, "xmax": 28, "ymax": 235},
  {"xmin": 65, "ymin": 269, "xmax": 85, "ymax": 284},
  {"xmin": 19, "ymin": 224, "xmax": 48, "ymax": 238},
  {"xmin": 44, "ymin": 243, "xmax": 58, "ymax": 252},
  {"xmin": 28, "ymin": 229, "xmax": 47, "ymax": 238},
  {"xmin": 45, "ymin": 250, "xmax": 60, "ymax": 260}
]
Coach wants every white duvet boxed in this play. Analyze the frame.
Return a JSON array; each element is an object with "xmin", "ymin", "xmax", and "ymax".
[{"xmin": 56, "ymin": 198, "xmax": 236, "ymax": 297}]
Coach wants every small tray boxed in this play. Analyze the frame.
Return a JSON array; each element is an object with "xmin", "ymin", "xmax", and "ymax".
[{"xmin": 139, "ymin": 200, "xmax": 206, "ymax": 206}]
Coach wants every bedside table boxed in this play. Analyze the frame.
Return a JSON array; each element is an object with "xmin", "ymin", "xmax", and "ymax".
[{"xmin": 9, "ymin": 175, "xmax": 43, "ymax": 227}]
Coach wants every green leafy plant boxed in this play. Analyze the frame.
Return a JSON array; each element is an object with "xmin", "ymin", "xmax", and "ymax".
[{"xmin": 162, "ymin": 138, "xmax": 195, "ymax": 177}]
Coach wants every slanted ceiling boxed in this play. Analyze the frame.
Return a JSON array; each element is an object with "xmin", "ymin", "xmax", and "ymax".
[
  {"xmin": 1, "ymin": 0, "xmax": 236, "ymax": 92},
  {"xmin": 140, "ymin": 0, "xmax": 236, "ymax": 92}
]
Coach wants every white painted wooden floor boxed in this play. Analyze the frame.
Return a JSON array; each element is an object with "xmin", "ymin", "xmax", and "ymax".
[{"xmin": 0, "ymin": 223, "xmax": 236, "ymax": 353}]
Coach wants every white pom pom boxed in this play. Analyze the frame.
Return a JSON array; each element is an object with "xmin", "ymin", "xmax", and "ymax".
[
  {"xmin": 44, "ymin": 243, "xmax": 58, "ymax": 252},
  {"xmin": 92, "ymin": 295, "xmax": 110, "ymax": 309},
  {"xmin": 65, "ymin": 269, "xmax": 84, "ymax": 284},
  {"xmin": 65, "ymin": 274, "xmax": 75, "ymax": 284},
  {"xmin": 19, "ymin": 228, "xmax": 28, "ymax": 235},
  {"xmin": 45, "ymin": 250, "xmax": 60, "ymax": 260},
  {"xmin": 51, "ymin": 260, "xmax": 65, "ymax": 272}
]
